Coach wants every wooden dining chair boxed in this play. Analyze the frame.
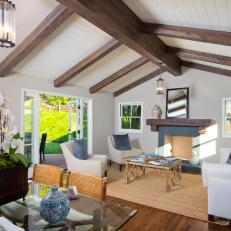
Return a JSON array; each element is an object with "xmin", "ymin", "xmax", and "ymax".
[
  {"xmin": 32, "ymin": 164, "xmax": 64, "ymax": 187},
  {"xmin": 66, "ymin": 172, "xmax": 107, "ymax": 201}
]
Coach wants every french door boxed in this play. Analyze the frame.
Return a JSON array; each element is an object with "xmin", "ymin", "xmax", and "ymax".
[
  {"xmin": 68, "ymin": 99, "xmax": 92, "ymax": 153},
  {"xmin": 23, "ymin": 91, "xmax": 40, "ymax": 165}
]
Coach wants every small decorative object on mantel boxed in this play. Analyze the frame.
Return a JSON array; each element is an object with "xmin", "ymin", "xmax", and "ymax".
[
  {"xmin": 152, "ymin": 105, "xmax": 162, "ymax": 119},
  {"xmin": 0, "ymin": 91, "xmax": 29, "ymax": 205},
  {"xmin": 40, "ymin": 185, "xmax": 70, "ymax": 224}
]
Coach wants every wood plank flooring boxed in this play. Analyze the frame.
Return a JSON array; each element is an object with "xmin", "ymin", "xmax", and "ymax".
[{"xmin": 107, "ymin": 196, "xmax": 231, "ymax": 231}]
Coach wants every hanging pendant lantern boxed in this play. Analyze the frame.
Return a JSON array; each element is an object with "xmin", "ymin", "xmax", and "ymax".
[
  {"xmin": 0, "ymin": 0, "xmax": 16, "ymax": 48},
  {"xmin": 156, "ymin": 77, "xmax": 164, "ymax": 94}
]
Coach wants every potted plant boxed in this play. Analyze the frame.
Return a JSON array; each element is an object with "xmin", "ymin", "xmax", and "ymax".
[{"xmin": 0, "ymin": 92, "xmax": 29, "ymax": 205}]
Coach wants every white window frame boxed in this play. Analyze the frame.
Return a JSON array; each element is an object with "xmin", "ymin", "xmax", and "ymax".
[
  {"xmin": 118, "ymin": 102, "xmax": 143, "ymax": 133},
  {"xmin": 222, "ymin": 98, "xmax": 231, "ymax": 137}
]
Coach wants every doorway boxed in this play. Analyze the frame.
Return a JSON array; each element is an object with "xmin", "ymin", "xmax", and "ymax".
[{"xmin": 22, "ymin": 90, "xmax": 92, "ymax": 167}]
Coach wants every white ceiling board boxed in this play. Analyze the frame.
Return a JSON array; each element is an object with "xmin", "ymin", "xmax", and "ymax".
[
  {"xmin": 123, "ymin": 0, "xmax": 231, "ymax": 31},
  {"xmin": 14, "ymin": 15, "xmax": 113, "ymax": 80},
  {"xmin": 160, "ymin": 36, "xmax": 231, "ymax": 57},
  {"xmin": 182, "ymin": 57, "xmax": 231, "ymax": 71},
  {"xmin": 70, "ymin": 45, "xmax": 141, "ymax": 88},
  {"xmin": 0, "ymin": 0, "xmax": 58, "ymax": 62},
  {"xmin": 103, "ymin": 62, "xmax": 159, "ymax": 93}
]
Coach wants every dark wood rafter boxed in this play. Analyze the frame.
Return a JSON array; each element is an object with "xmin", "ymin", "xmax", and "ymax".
[
  {"xmin": 56, "ymin": 0, "xmax": 182, "ymax": 76},
  {"xmin": 142, "ymin": 23, "xmax": 231, "ymax": 47},
  {"xmin": 90, "ymin": 57, "xmax": 148, "ymax": 94},
  {"xmin": 146, "ymin": 119, "xmax": 214, "ymax": 132},
  {"xmin": 168, "ymin": 47, "xmax": 231, "ymax": 67},
  {"xmin": 54, "ymin": 39, "xmax": 121, "ymax": 87},
  {"xmin": 182, "ymin": 61, "xmax": 231, "ymax": 77},
  {"xmin": 0, "ymin": 4, "xmax": 74, "ymax": 77},
  {"xmin": 114, "ymin": 68, "xmax": 165, "ymax": 97}
]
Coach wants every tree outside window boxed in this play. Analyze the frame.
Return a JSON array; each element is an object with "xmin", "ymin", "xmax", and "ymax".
[{"xmin": 119, "ymin": 103, "xmax": 143, "ymax": 133}]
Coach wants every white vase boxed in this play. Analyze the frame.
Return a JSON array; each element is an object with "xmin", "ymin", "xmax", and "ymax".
[{"xmin": 152, "ymin": 105, "xmax": 162, "ymax": 119}]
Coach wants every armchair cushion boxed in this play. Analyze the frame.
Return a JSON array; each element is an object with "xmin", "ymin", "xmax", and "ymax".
[
  {"xmin": 73, "ymin": 139, "xmax": 88, "ymax": 160},
  {"xmin": 122, "ymin": 149, "xmax": 143, "ymax": 159},
  {"xmin": 113, "ymin": 134, "xmax": 131, "ymax": 150}
]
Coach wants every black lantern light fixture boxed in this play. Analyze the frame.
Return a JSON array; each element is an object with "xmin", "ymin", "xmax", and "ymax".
[{"xmin": 0, "ymin": 0, "xmax": 16, "ymax": 48}]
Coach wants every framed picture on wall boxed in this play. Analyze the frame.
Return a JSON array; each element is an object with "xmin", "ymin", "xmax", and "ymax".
[{"xmin": 166, "ymin": 87, "xmax": 189, "ymax": 119}]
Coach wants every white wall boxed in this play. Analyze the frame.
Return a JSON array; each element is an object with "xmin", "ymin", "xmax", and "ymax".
[
  {"xmin": 0, "ymin": 73, "xmax": 114, "ymax": 155},
  {"xmin": 115, "ymin": 67, "xmax": 231, "ymax": 163}
]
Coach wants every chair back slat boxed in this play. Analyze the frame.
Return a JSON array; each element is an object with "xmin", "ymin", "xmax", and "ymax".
[
  {"xmin": 67, "ymin": 172, "xmax": 107, "ymax": 201},
  {"xmin": 32, "ymin": 164, "xmax": 64, "ymax": 187}
]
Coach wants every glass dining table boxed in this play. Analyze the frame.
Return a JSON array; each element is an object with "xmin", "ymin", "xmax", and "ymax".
[{"xmin": 0, "ymin": 185, "xmax": 137, "ymax": 231}]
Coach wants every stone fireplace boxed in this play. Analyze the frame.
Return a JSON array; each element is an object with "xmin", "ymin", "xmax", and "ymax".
[
  {"xmin": 146, "ymin": 118, "xmax": 214, "ymax": 160},
  {"xmin": 158, "ymin": 126, "xmax": 200, "ymax": 159}
]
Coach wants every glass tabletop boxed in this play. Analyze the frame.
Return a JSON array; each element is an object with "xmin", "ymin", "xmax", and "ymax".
[
  {"xmin": 127, "ymin": 155, "xmax": 182, "ymax": 168},
  {"xmin": 0, "ymin": 188, "xmax": 137, "ymax": 231}
]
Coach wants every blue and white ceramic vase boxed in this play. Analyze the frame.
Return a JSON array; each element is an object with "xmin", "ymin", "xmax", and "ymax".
[{"xmin": 40, "ymin": 185, "xmax": 70, "ymax": 224}]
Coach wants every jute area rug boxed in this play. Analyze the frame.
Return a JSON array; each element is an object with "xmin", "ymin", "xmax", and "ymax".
[{"xmin": 107, "ymin": 165, "xmax": 208, "ymax": 221}]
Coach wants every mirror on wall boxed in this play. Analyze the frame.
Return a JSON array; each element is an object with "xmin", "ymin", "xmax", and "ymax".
[{"xmin": 166, "ymin": 87, "xmax": 189, "ymax": 119}]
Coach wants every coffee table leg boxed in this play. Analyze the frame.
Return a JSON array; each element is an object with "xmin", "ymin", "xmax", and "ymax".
[
  {"xmin": 166, "ymin": 171, "xmax": 171, "ymax": 192},
  {"xmin": 125, "ymin": 162, "xmax": 128, "ymax": 184}
]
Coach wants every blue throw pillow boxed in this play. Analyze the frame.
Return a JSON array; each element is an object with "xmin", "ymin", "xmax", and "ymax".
[
  {"xmin": 227, "ymin": 152, "xmax": 231, "ymax": 164},
  {"xmin": 73, "ymin": 139, "xmax": 88, "ymax": 160},
  {"xmin": 113, "ymin": 134, "xmax": 131, "ymax": 150}
]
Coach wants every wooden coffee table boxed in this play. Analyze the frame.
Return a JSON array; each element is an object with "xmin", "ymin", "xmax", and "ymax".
[{"xmin": 125, "ymin": 158, "xmax": 182, "ymax": 192}]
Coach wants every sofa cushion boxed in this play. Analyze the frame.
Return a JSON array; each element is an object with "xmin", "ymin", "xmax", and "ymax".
[
  {"xmin": 113, "ymin": 134, "xmax": 131, "ymax": 150},
  {"xmin": 121, "ymin": 149, "xmax": 142, "ymax": 159},
  {"xmin": 226, "ymin": 152, "xmax": 231, "ymax": 164},
  {"xmin": 73, "ymin": 139, "xmax": 88, "ymax": 160}
]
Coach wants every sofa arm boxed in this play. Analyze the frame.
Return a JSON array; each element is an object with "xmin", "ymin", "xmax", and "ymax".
[
  {"xmin": 202, "ymin": 162, "xmax": 231, "ymax": 187},
  {"xmin": 65, "ymin": 154, "xmax": 104, "ymax": 177},
  {"xmin": 208, "ymin": 177, "xmax": 231, "ymax": 219}
]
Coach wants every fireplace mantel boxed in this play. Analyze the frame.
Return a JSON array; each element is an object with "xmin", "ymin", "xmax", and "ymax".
[{"xmin": 146, "ymin": 119, "xmax": 214, "ymax": 132}]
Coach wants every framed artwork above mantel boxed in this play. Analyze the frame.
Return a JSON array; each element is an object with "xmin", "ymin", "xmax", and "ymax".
[{"xmin": 166, "ymin": 87, "xmax": 189, "ymax": 119}]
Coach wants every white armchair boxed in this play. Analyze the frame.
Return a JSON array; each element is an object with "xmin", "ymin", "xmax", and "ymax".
[
  {"xmin": 61, "ymin": 141, "xmax": 107, "ymax": 177},
  {"xmin": 202, "ymin": 148, "xmax": 231, "ymax": 221},
  {"xmin": 107, "ymin": 136, "xmax": 143, "ymax": 171}
]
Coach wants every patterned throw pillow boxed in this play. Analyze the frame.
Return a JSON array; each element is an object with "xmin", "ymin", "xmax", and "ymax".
[{"xmin": 226, "ymin": 152, "xmax": 231, "ymax": 165}]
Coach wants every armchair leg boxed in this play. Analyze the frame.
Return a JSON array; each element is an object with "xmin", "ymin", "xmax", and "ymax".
[
  {"xmin": 208, "ymin": 214, "xmax": 215, "ymax": 222},
  {"xmin": 104, "ymin": 171, "xmax": 107, "ymax": 177},
  {"xmin": 119, "ymin": 165, "xmax": 123, "ymax": 171}
]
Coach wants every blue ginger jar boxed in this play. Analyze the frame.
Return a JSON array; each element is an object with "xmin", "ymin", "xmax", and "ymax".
[{"xmin": 40, "ymin": 185, "xmax": 70, "ymax": 224}]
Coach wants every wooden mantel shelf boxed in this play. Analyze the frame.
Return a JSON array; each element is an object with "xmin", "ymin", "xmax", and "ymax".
[{"xmin": 146, "ymin": 119, "xmax": 214, "ymax": 132}]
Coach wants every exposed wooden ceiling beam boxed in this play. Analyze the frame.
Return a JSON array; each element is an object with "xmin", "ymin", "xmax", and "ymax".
[
  {"xmin": 114, "ymin": 68, "xmax": 165, "ymax": 97},
  {"xmin": 182, "ymin": 61, "xmax": 231, "ymax": 77},
  {"xmin": 90, "ymin": 57, "xmax": 148, "ymax": 94},
  {"xmin": 142, "ymin": 23, "xmax": 231, "ymax": 47},
  {"xmin": 54, "ymin": 39, "xmax": 121, "ymax": 87},
  {"xmin": 0, "ymin": 4, "xmax": 74, "ymax": 77},
  {"xmin": 168, "ymin": 47, "xmax": 231, "ymax": 67},
  {"xmin": 56, "ymin": 0, "xmax": 182, "ymax": 76}
]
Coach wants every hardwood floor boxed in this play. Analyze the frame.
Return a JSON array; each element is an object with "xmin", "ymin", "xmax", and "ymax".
[{"xmin": 107, "ymin": 196, "xmax": 231, "ymax": 231}]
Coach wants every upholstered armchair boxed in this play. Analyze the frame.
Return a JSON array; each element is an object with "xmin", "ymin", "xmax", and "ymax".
[
  {"xmin": 107, "ymin": 136, "xmax": 143, "ymax": 171},
  {"xmin": 61, "ymin": 141, "xmax": 107, "ymax": 177},
  {"xmin": 202, "ymin": 148, "xmax": 231, "ymax": 221}
]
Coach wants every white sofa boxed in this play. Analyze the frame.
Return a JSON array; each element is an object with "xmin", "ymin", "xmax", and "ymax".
[
  {"xmin": 107, "ymin": 136, "xmax": 143, "ymax": 170},
  {"xmin": 61, "ymin": 141, "xmax": 107, "ymax": 177},
  {"xmin": 202, "ymin": 148, "xmax": 231, "ymax": 220}
]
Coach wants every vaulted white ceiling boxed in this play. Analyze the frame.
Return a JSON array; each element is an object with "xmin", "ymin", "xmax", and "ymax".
[{"xmin": 1, "ymin": 0, "xmax": 231, "ymax": 94}]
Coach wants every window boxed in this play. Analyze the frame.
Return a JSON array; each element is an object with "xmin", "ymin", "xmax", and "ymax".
[
  {"xmin": 222, "ymin": 98, "xmax": 231, "ymax": 137},
  {"xmin": 118, "ymin": 102, "xmax": 143, "ymax": 133}
]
